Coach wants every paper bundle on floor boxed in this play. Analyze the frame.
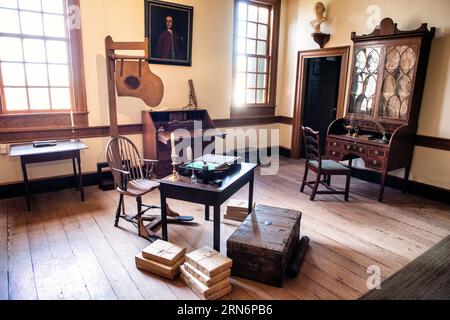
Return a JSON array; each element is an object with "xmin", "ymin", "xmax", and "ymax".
[
  {"xmin": 135, "ymin": 239, "xmax": 185, "ymax": 280},
  {"xmin": 181, "ymin": 246, "xmax": 233, "ymax": 300},
  {"xmin": 224, "ymin": 199, "xmax": 255, "ymax": 222}
]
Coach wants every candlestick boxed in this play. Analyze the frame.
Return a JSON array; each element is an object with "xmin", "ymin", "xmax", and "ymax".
[
  {"xmin": 168, "ymin": 132, "xmax": 180, "ymax": 182},
  {"xmin": 70, "ymin": 110, "xmax": 76, "ymax": 142}
]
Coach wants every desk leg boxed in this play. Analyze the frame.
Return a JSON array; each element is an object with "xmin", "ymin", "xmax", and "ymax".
[
  {"xmin": 76, "ymin": 152, "xmax": 84, "ymax": 201},
  {"xmin": 160, "ymin": 194, "xmax": 168, "ymax": 241},
  {"xmin": 213, "ymin": 204, "xmax": 221, "ymax": 252},
  {"xmin": 379, "ymin": 172, "xmax": 387, "ymax": 202},
  {"xmin": 248, "ymin": 171, "xmax": 254, "ymax": 214},
  {"xmin": 21, "ymin": 158, "xmax": 31, "ymax": 211},
  {"xmin": 205, "ymin": 205, "xmax": 210, "ymax": 221}
]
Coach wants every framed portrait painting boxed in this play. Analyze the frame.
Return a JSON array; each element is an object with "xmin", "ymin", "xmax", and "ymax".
[{"xmin": 145, "ymin": 0, "xmax": 194, "ymax": 66}]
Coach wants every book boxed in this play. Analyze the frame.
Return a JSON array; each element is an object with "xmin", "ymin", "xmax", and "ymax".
[
  {"xmin": 141, "ymin": 239, "xmax": 186, "ymax": 266},
  {"xmin": 183, "ymin": 262, "xmax": 231, "ymax": 287},
  {"xmin": 180, "ymin": 265, "xmax": 231, "ymax": 300},
  {"xmin": 135, "ymin": 252, "xmax": 184, "ymax": 279},
  {"xmin": 185, "ymin": 246, "xmax": 233, "ymax": 278}
]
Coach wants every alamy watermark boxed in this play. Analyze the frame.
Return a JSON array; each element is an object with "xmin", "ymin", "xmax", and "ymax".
[{"xmin": 367, "ymin": 265, "xmax": 382, "ymax": 290}]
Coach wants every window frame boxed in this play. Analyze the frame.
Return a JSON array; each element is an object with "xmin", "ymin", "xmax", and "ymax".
[
  {"xmin": 231, "ymin": 0, "xmax": 281, "ymax": 118},
  {"xmin": 0, "ymin": 0, "xmax": 87, "ymax": 129}
]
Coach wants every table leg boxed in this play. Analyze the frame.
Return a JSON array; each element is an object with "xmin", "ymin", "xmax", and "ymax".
[
  {"xmin": 205, "ymin": 205, "xmax": 210, "ymax": 221},
  {"xmin": 21, "ymin": 158, "xmax": 31, "ymax": 211},
  {"xmin": 160, "ymin": 194, "xmax": 168, "ymax": 241},
  {"xmin": 76, "ymin": 152, "xmax": 84, "ymax": 201},
  {"xmin": 213, "ymin": 204, "xmax": 221, "ymax": 252},
  {"xmin": 72, "ymin": 158, "xmax": 78, "ymax": 191},
  {"xmin": 248, "ymin": 172, "xmax": 254, "ymax": 214}
]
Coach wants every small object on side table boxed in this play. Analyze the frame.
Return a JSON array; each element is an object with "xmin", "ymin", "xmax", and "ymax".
[
  {"xmin": 32, "ymin": 140, "xmax": 57, "ymax": 148},
  {"xmin": 201, "ymin": 161, "xmax": 209, "ymax": 184}
]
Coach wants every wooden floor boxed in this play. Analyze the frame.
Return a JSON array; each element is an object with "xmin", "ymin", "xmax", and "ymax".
[{"xmin": 1, "ymin": 157, "xmax": 450, "ymax": 300}]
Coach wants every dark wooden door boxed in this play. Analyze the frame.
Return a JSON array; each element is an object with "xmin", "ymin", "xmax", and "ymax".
[{"xmin": 302, "ymin": 57, "xmax": 341, "ymax": 155}]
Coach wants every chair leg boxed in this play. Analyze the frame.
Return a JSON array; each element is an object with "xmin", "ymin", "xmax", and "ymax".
[
  {"xmin": 326, "ymin": 175, "xmax": 331, "ymax": 186},
  {"xmin": 344, "ymin": 173, "xmax": 351, "ymax": 202},
  {"xmin": 137, "ymin": 196, "xmax": 145, "ymax": 237},
  {"xmin": 310, "ymin": 172, "xmax": 321, "ymax": 201},
  {"xmin": 300, "ymin": 166, "xmax": 308, "ymax": 193},
  {"xmin": 115, "ymin": 194, "xmax": 124, "ymax": 227}
]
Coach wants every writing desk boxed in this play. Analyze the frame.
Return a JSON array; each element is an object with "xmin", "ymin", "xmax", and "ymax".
[
  {"xmin": 158, "ymin": 163, "xmax": 257, "ymax": 251},
  {"xmin": 9, "ymin": 140, "xmax": 88, "ymax": 211}
]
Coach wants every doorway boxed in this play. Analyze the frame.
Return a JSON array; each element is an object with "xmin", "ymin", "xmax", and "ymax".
[{"xmin": 291, "ymin": 47, "xmax": 350, "ymax": 159}]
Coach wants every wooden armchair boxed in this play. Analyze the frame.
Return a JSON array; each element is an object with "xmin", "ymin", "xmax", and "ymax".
[
  {"xmin": 300, "ymin": 126, "xmax": 351, "ymax": 201},
  {"xmin": 106, "ymin": 136, "xmax": 162, "ymax": 240}
]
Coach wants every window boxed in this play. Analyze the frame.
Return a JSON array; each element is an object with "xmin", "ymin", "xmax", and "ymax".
[
  {"xmin": 232, "ymin": 0, "xmax": 280, "ymax": 115},
  {"xmin": 0, "ymin": 0, "xmax": 85, "ymax": 114}
]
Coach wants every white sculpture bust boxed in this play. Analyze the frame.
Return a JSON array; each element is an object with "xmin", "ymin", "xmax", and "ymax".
[{"xmin": 309, "ymin": 2, "xmax": 327, "ymax": 33}]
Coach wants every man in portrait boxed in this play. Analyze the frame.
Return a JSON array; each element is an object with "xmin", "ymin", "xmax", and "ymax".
[{"xmin": 155, "ymin": 15, "xmax": 182, "ymax": 59}]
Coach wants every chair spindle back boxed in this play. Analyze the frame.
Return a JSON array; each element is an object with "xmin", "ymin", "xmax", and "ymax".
[{"xmin": 301, "ymin": 126, "xmax": 322, "ymax": 165}]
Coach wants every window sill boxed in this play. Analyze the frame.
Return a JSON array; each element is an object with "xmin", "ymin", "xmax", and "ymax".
[{"xmin": 0, "ymin": 111, "xmax": 89, "ymax": 130}]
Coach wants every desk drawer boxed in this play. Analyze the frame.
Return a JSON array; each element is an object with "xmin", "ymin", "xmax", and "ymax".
[
  {"xmin": 327, "ymin": 149, "xmax": 341, "ymax": 160},
  {"xmin": 354, "ymin": 146, "xmax": 367, "ymax": 156},
  {"xmin": 328, "ymin": 139, "xmax": 341, "ymax": 150},
  {"xmin": 368, "ymin": 148, "xmax": 386, "ymax": 159},
  {"xmin": 366, "ymin": 158, "xmax": 385, "ymax": 170}
]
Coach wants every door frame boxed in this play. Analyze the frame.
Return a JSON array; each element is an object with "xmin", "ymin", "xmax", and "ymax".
[{"xmin": 291, "ymin": 46, "xmax": 350, "ymax": 159}]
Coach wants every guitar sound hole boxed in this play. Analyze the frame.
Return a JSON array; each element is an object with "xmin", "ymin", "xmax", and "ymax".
[{"xmin": 124, "ymin": 76, "xmax": 141, "ymax": 90}]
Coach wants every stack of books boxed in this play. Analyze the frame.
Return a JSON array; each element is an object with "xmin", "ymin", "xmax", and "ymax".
[
  {"xmin": 180, "ymin": 246, "xmax": 233, "ymax": 300},
  {"xmin": 135, "ymin": 240, "xmax": 186, "ymax": 280},
  {"xmin": 224, "ymin": 199, "xmax": 256, "ymax": 222}
]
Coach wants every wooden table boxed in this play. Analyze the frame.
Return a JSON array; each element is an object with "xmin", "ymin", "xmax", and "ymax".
[
  {"xmin": 158, "ymin": 163, "xmax": 257, "ymax": 251},
  {"xmin": 9, "ymin": 140, "xmax": 88, "ymax": 211}
]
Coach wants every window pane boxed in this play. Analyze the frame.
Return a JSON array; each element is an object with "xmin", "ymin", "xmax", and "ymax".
[
  {"xmin": 28, "ymin": 88, "xmax": 50, "ymax": 110},
  {"xmin": 20, "ymin": 11, "xmax": 44, "ymax": 36},
  {"xmin": 236, "ymin": 72, "xmax": 246, "ymax": 90},
  {"xmin": 237, "ymin": 37, "xmax": 246, "ymax": 54},
  {"xmin": 247, "ymin": 73, "xmax": 256, "ymax": 88},
  {"xmin": 248, "ymin": 57, "xmax": 257, "ymax": 72},
  {"xmin": 246, "ymin": 89, "xmax": 256, "ymax": 104},
  {"xmin": 256, "ymin": 89, "xmax": 265, "ymax": 103},
  {"xmin": 18, "ymin": 0, "xmax": 40, "ymax": 11},
  {"xmin": 46, "ymin": 40, "xmax": 68, "ymax": 63},
  {"xmin": 43, "ymin": 14, "xmax": 66, "ymax": 38},
  {"xmin": 246, "ymin": 39, "xmax": 256, "ymax": 54},
  {"xmin": 237, "ymin": 21, "xmax": 246, "ymax": 38},
  {"xmin": 237, "ymin": 2, "xmax": 247, "ymax": 20},
  {"xmin": 0, "ymin": 37, "xmax": 23, "ymax": 61},
  {"xmin": 25, "ymin": 63, "xmax": 48, "ymax": 86},
  {"xmin": 258, "ymin": 24, "xmax": 267, "ymax": 40},
  {"xmin": 236, "ymin": 55, "xmax": 246, "ymax": 72},
  {"xmin": 4, "ymin": 87, "xmax": 28, "ymax": 111},
  {"xmin": 257, "ymin": 41, "xmax": 267, "ymax": 55},
  {"xmin": 257, "ymin": 74, "xmax": 266, "ymax": 88},
  {"xmin": 1, "ymin": 62, "xmax": 25, "ymax": 85},
  {"xmin": 247, "ymin": 22, "xmax": 256, "ymax": 38},
  {"xmin": 0, "ymin": 0, "xmax": 18, "ymax": 9},
  {"xmin": 42, "ymin": 0, "xmax": 64, "ymax": 14},
  {"xmin": 48, "ymin": 64, "xmax": 69, "ymax": 86},
  {"xmin": 258, "ymin": 7, "xmax": 269, "ymax": 24},
  {"xmin": 248, "ymin": 5, "xmax": 257, "ymax": 22},
  {"xmin": 50, "ymin": 87, "xmax": 71, "ymax": 109},
  {"xmin": 0, "ymin": 8, "xmax": 20, "ymax": 33},
  {"xmin": 257, "ymin": 58, "xmax": 267, "ymax": 73},
  {"xmin": 23, "ymin": 39, "xmax": 46, "ymax": 62}
]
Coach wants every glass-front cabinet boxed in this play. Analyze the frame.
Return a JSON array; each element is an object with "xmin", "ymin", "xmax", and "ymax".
[{"xmin": 326, "ymin": 18, "xmax": 435, "ymax": 202}]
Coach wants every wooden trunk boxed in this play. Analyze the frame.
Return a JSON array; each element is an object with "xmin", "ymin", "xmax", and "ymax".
[{"xmin": 226, "ymin": 204, "xmax": 301, "ymax": 287}]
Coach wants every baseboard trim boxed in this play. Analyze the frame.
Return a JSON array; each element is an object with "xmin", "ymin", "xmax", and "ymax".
[
  {"xmin": 1, "ymin": 149, "xmax": 448, "ymax": 204},
  {"xmin": 351, "ymin": 168, "xmax": 450, "ymax": 204}
]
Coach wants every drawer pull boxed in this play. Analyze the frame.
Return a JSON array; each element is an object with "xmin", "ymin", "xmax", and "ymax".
[
  {"xmin": 374, "ymin": 150, "xmax": 379, "ymax": 156},
  {"xmin": 332, "ymin": 151, "xmax": 336, "ymax": 156},
  {"xmin": 332, "ymin": 142, "xmax": 337, "ymax": 147},
  {"xmin": 346, "ymin": 145, "xmax": 351, "ymax": 150},
  {"xmin": 358, "ymin": 148, "xmax": 363, "ymax": 152},
  {"xmin": 372, "ymin": 160, "xmax": 378, "ymax": 165}
]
